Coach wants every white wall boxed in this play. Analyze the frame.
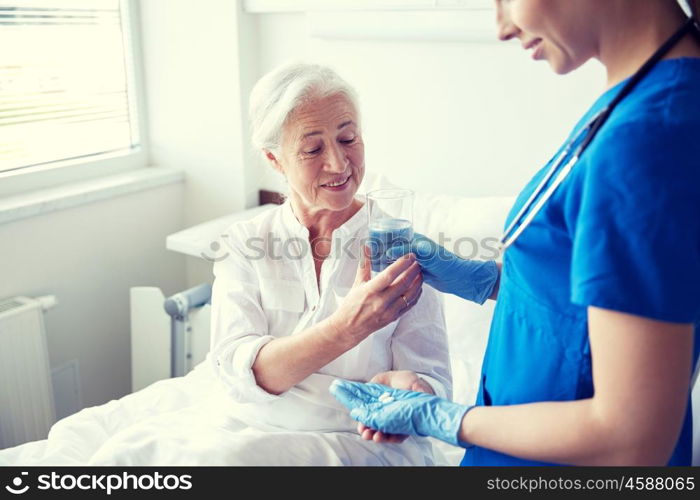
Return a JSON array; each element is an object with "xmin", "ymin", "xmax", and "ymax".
[
  {"xmin": 253, "ymin": 8, "xmax": 606, "ymax": 198},
  {"xmin": 139, "ymin": 0, "xmax": 251, "ymax": 222},
  {"xmin": 138, "ymin": 0, "xmax": 261, "ymax": 285},
  {"xmin": 0, "ymin": 183, "xmax": 186, "ymax": 415}
]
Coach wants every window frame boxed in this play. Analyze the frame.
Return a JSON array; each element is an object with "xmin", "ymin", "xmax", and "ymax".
[{"xmin": 0, "ymin": 0, "xmax": 150, "ymax": 199}]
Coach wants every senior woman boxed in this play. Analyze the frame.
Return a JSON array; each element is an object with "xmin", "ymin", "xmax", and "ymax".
[
  {"xmin": 203, "ymin": 62, "xmax": 451, "ymax": 466},
  {"xmin": 73, "ymin": 63, "xmax": 449, "ymax": 467}
]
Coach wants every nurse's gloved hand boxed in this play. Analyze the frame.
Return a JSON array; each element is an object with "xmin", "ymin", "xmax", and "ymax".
[
  {"xmin": 357, "ymin": 370, "xmax": 436, "ymax": 443},
  {"xmin": 330, "ymin": 379, "xmax": 471, "ymax": 447},
  {"xmin": 386, "ymin": 233, "xmax": 498, "ymax": 304}
]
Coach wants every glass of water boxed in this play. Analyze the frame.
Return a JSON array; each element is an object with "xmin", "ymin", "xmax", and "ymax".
[{"xmin": 366, "ymin": 189, "xmax": 414, "ymax": 276}]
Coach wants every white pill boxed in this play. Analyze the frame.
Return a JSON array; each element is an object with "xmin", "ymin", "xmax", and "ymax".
[{"xmin": 378, "ymin": 392, "xmax": 394, "ymax": 403}]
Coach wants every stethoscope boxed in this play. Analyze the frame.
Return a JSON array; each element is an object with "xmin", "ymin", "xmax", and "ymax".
[{"xmin": 499, "ymin": 17, "xmax": 700, "ymax": 252}]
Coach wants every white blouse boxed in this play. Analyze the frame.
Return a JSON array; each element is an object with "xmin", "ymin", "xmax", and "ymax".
[{"xmin": 210, "ymin": 199, "xmax": 451, "ymax": 433}]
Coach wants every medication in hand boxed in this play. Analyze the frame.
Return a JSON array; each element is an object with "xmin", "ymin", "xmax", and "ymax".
[{"xmin": 378, "ymin": 392, "xmax": 394, "ymax": 403}]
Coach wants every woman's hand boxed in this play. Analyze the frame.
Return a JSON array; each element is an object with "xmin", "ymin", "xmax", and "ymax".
[
  {"xmin": 357, "ymin": 370, "xmax": 434, "ymax": 443},
  {"xmin": 328, "ymin": 247, "xmax": 423, "ymax": 348}
]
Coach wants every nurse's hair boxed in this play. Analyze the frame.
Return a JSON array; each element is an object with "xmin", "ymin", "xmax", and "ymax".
[{"xmin": 249, "ymin": 62, "xmax": 360, "ymax": 159}]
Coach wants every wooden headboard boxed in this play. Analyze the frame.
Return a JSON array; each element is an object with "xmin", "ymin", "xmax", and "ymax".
[{"xmin": 259, "ymin": 189, "xmax": 285, "ymax": 206}]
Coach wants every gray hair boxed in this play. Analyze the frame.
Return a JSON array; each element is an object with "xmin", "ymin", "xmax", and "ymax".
[{"xmin": 249, "ymin": 62, "xmax": 360, "ymax": 158}]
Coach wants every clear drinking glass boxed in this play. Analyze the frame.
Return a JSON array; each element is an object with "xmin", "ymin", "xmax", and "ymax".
[{"xmin": 366, "ymin": 189, "xmax": 414, "ymax": 276}]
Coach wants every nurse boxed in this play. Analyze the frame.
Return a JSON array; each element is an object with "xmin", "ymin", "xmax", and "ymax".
[{"xmin": 331, "ymin": 0, "xmax": 700, "ymax": 465}]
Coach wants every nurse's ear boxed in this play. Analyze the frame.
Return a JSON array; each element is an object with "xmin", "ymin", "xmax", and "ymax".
[{"xmin": 264, "ymin": 149, "xmax": 285, "ymax": 177}]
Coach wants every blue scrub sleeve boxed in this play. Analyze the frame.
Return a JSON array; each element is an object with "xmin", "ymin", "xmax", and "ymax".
[{"xmin": 570, "ymin": 122, "xmax": 700, "ymax": 323}]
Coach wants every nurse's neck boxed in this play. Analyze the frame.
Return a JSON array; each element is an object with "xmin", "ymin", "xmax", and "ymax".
[{"xmin": 597, "ymin": 1, "xmax": 700, "ymax": 89}]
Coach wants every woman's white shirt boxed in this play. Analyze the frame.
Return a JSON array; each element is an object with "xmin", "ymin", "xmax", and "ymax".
[{"xmin": 210, "ymin": 199, "xmax": 451, "ymax": 433}]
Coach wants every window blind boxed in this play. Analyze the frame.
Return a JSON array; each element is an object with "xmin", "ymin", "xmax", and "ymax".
[{"xmin": 0, "ymin": 0, "xmax": 140, "ymax": 174}]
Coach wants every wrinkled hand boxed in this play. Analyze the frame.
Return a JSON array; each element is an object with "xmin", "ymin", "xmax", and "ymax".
[
  {"xmin": 386, "ymin": 232, "xmax": 498, "ymax": 304},
  {"xmin": 330, "ymin": 379, "xmax": 471, "ymax": 447},
  {"xmin": 357, "ymin": 371, "xmax": 435, "ymax": 443},
  {"xmin": 330, "ymin": 246, "xmax": 422, "ymax": 346}
]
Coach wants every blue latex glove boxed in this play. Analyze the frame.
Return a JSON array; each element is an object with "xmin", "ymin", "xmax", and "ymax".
[
  {"xmin": 330, "ymin": 379, "xmax": 472, "ymax": 447},
  {"xmin": 386, "ymin": 232, "xmax": 499, "ymax": 304}
]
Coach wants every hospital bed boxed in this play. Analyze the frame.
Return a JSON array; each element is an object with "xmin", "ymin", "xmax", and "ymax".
[{"xmin": 1, "ymin": 174, "xmax": 698, "ymax": 466}]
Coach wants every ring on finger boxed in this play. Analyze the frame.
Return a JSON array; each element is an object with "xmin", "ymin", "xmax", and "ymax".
[
  {"xmin": 406, "ymin": 287, "xmax": 421, "ymax": 307},
  {"xmin": 400, "ymin": 294, "xmax": 410, "ymax": 309}
]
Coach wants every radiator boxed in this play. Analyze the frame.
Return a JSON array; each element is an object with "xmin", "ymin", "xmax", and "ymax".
[{"xmin": 0, "ymin": 295, "xmax": 57, "ymax": 448}]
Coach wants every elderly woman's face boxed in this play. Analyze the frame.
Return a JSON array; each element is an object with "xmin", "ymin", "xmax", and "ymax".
[{"xmin": 273, "ymin": 93, "xmax": 364, "ymax": 212}]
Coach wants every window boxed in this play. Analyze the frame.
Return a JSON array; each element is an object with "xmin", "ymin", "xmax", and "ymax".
[{"xmin": 0, "ymin": 0, "xmax": 141, "ymax": 175}]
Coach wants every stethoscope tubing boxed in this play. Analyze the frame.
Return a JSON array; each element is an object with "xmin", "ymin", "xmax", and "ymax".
[{"xmin": 499, "ymin": 18, "xmax": 699, "ymax": 252}]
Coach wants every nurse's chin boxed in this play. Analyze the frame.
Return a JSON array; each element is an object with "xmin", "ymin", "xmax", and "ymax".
[{"xmin": 547, "ymin": 55, "xmax": 588, "ymax": 76}]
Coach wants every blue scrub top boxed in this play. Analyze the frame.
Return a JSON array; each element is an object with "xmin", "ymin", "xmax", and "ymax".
[{"xmin": 462, "ymin": 58, "xmax": 700, "ymax": 466}]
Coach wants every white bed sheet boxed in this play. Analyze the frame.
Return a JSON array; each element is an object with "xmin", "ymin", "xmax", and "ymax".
[{"xmin": 0, "ymin": 359, "xmax": 463, "ymax": 466}]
